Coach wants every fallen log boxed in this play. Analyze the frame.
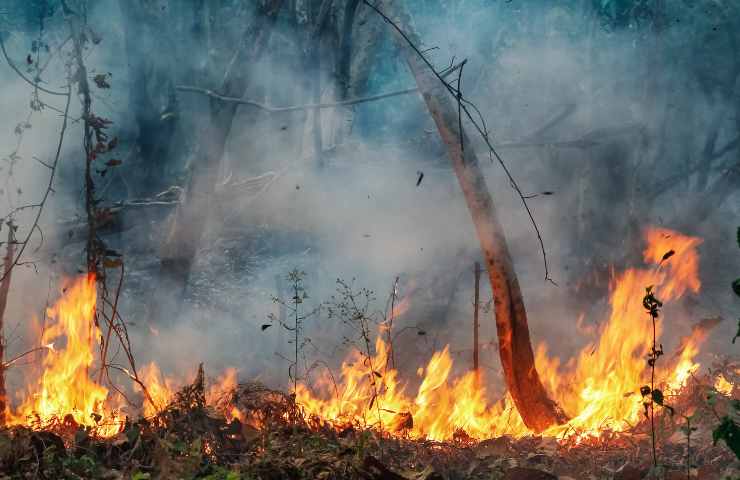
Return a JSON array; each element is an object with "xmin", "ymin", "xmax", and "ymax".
[{"xmin": 375, "ymin": 0, "xmax": 567, "ymax": 432}]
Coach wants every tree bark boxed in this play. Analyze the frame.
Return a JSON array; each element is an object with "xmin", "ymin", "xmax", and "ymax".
[
  {"xmin": 152, "ymin": 0, "xmax": 286, "ymax": 322},
  {"xmin": 376, "ymin": 0, "xmax": 567, "ymax": 432},
  {"xmin": 0, "ymin": 223, "xmax": 15, "ymax": 425}
]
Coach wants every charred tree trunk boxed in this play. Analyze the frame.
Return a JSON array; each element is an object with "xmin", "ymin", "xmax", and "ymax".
[
  {"xmin": 377, "ymin": 1, "xmax": 567, "ymax": 432},
  {"xmin": 0, "ymin": 223, "xmax": 15, "ymax": 425},
  {"xmin": 151, "ymin": 0, "xmax": 285, "ymax": 322}
]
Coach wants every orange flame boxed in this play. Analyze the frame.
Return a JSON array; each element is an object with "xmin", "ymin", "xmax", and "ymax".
[
  {"xmin": 6, "ymin": 275, "xmax": 241, "ymax": 434},
  {"xmin": 7, "ymin": 275, "xmax": 124, "ymax": 437},
  {"xmin": 135, "ymin": 363, "xmax": 240, "ymax": 420},
  {"xmin": 297, "ymin": 227, "xmax": 709, "ymax": 442},
  {"xmin": 136, "ymin": 362, "xmax": 178, "ymax": 417}
]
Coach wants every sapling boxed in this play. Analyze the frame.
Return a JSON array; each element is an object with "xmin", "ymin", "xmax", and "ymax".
[
  {"xmin": 268, "ymin": 269, "xmax": 318, "ymax": 397},
  {"xmin": 326, "ymin": 278, "xmax": 385, "ymax": 432},
  {"xmin": 641, "ymin": 286, "xmax": 674, "ymax": 469},
  {"xmin": 680, "ymin": 412, "xmax": 698, "ymax": 479}
]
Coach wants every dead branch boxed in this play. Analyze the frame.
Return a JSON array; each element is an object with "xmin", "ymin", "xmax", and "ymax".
[
  {"xmin": 0, "ymin": 88, "xmax": 71, "ymax": 284},
  {"xmin": 0, "ymin": 34, "xmax": 68, "ymax": 96},
  {"xmin": 175, "ymin": 61, "xmax": 464, "ymax": 112}
]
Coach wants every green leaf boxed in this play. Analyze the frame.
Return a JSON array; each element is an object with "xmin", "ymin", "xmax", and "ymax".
[
  {"xmin": 713, "ymin": 416, "xmax": 740, "ymax": 460},
  {"xmin": 132, "ymin": 473, "xmax": 151, "ymax": 480}
]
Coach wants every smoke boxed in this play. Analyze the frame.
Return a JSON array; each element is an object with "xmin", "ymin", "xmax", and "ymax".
[{"xmin": 1, "ymin": 0, "xmax": 737, "ymax": 401}]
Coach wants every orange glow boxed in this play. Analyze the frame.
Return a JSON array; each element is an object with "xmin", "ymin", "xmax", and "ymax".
[
  {"xmin": 136, "ymin": 363, "xmax": 240, "ymax": 420},
  {"xmin": 7, "ymin": 275, "xmax": 242, "ymax": 434},
  {"xmin": 6, "ymin": 227, "xmax": 709, "ymax": 444},
  {"xmin": 136, "ymin": 362, "xmax": 177, "ymax": 417},
  {"xmin": 296, "ymin": 227, "xmax": 709, "ymax": 442},
  {"xmin": 6, "ymin": 275, "xmax": 124, "ymax": 437},
  {"xmin": 715, "ymin": 375, "xmax": 733, "ymax": 396}
]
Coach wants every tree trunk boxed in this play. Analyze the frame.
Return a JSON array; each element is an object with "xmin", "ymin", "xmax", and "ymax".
[
  {"xmin": 377, "ymin": 0, "xmax": 567, "ymax": 432},
  {"xmin": 329, "ymin": 1, "xmax": 384, "ymax": 149},
  {"xmin": 119, "ymin": 0, "xmax": 183, "ymax": 197},
  {"xmin": 0, "ymin": 224, "xmax": 15, "ymax": 425},
  {"xmin": 152, "ymin": 0, "xmax": 286, "ymax": 322}
]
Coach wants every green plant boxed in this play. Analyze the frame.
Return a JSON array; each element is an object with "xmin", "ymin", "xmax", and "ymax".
[
  {"xmin": 641, "ymin": 286, "xmax": 673, "ymax": 468},
  {"xmin": 680, "ymin": 413, "xmax": 698, "ymax": 479},
  {"xmin": 268, "ymin": 269, "xmax": 318, "ymax": 396},
  {"xmin": 711, "ymin": 227, "xmax": 740, "ymax": 460}
]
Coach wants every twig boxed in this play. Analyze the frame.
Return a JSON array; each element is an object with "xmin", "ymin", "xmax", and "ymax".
[
  {"xmin": 2, "ymin": 345, "xmax": 53, "ymax": 369},
  {"xmin": 175, "ymin": 61, "xmax": 464, "ymax": 112},
  {"xmin": 98, "ymin": 262, "xmax": 124, "ymax": 384},
  {"xmin": 0, "ymin": 34, "xmax": 68, "ymax": 96},
  {"xmin": 362, "ymin": 0, "xmax": 556, "ymax": 284},
  {"xmin": 0, "ymin": 87, "xmax": 71, "ymax": 284}
]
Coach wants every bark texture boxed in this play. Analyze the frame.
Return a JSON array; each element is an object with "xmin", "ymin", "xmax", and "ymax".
[
  {"xmin": 378, "ymin": 0, "xmax": 567, "ymax": 432},
  {"xmin": 0, "ymin": 224, "xmax": 15, "ymax": 425}
]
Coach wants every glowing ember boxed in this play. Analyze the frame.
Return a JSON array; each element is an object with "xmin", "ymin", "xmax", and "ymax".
[
  {"xmin": 296, "ymin": 227, "xmax": 710, "ymax": 442},
  {"xmin": 6, "ymin": 274, "xmax": 124, "ymax": 437}
]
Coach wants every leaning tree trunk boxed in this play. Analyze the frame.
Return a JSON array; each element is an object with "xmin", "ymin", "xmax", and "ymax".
[
  {"xmin": 151, "ymin": 0, "xmax": 286, "ymax": 322},
  {"xmin": 377, "ymin": 0, "xmax": 567, "ymax": 432}
]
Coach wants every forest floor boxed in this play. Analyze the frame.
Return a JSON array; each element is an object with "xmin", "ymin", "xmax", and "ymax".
[{"xmin": 0, "ymin": 371, "xmax": 737, "ymax": 480}]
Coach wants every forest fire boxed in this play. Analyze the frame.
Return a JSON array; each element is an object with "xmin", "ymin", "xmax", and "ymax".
[
  {"xmin": 0, "ymin": 228, "xmax": 726, "ymax": 447},
  {"xmin": 296, "ymin": 227, "xmax": 714, "ymax": 442},
  {"xmin": 2, "ymin": 0, "xmax": 738, "ymax": 475},
  {"xmin": 3, "ymin": 274, "xmax": 241, "ymax": 437},
  {"xmin": 5, "ymin": 274, "xmax": 125, "ymax": 437}
]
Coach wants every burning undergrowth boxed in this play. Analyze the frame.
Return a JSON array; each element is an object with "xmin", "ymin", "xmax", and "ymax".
[
  {"xmin": 0, "ymin": 227, "xmax": 738, "ymax": 478},
  {"xmin": 0, "ymin": 369, "xmax": 736, "ymax": 479}
]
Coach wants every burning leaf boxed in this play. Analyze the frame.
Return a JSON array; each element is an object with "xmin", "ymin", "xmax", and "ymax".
[
  {"xmin": 660, "ymin": 249, "xmax": 675, "ymax": 262},
  {"xmin": 261, "ymin": 324, "xmax": 272, "ymax": 331},
  {"xmin": 416, "ymin": 171, "xmax": 424, "ymax": 187}
]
